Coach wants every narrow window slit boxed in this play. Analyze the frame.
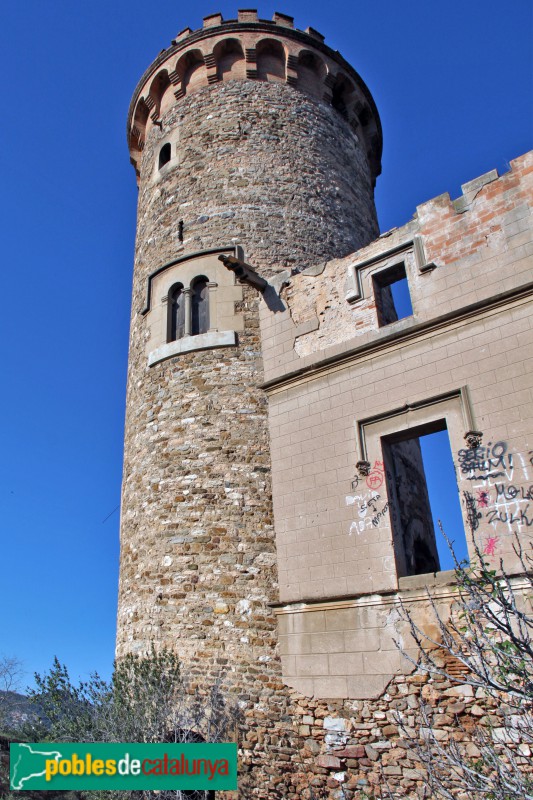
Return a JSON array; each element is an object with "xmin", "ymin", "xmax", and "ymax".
[{"xmin": 158, "ymin": 142, "xmax": 171, "ymax": 169}]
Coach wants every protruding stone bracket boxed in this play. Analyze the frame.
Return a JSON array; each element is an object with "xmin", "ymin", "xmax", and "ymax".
[
  {"xmin": 413, "ymin": 235, "xmax": 437, "ymax": 273},
  {"xmin": 218, "ymin": 254, "xmax": 268, "ymax": 292},
  {"xmin": 286, "ymin": 53, "xmax": 298, "ymax": 86},
  {"xmin": 204, "ymin": 52, "xmax": 219, "ymax": 85},
  {"xmin": 355, "ymin": 460, "xmax": 371, "ymax": 477},
  {"xmin": 245, "ymin": 46, "xmax": 258, "ymax": 79},
  {"xmin": 464, "ymin": 430, "xmax": 483, "ymax": 449}
]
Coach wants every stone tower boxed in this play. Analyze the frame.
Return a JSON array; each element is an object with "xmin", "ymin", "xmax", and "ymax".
[
  {"xmin": 117, "ymin": 18, "xmax": 384, "ymax": 794},
  {"xmin": 117, "ymin": 10, "xmax": 381, "ymax": 684}
]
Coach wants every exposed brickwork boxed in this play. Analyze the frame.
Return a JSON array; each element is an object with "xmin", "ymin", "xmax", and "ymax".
[
  {"xmin": 260, "ymin": 151, "xmax": 532, "ymax": 714},
  {"xmin": 260, "ymin": 152, "xmax": 532, "ymax": 380}
]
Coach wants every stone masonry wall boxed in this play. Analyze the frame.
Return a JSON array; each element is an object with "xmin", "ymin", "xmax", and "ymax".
[
  {"xmin": 117, "ymin": 75, "xmax": 379, "ymax": 673},
  {"xmin": 117, "ymin": 25, "xmax": 382, "ymax": 797},
  {"xmin": 117, "ymin": 12, "xmax": 532, "ymax": 796},
  {"xmin": 134, "ymin": 80, "xmax": 378, "ymax": 276}
]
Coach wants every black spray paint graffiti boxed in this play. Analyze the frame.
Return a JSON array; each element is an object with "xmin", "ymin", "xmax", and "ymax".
[
  {"xmin": 486, "ymin": 506, "xmax": 533, "ymax": 528},
  {"xmin": 457, "ymin": 441, "xmax": 513, "ymax": 481},
  {"xmin": 463, "ymin": 491, "xmax": 482, "ymax": 533},
  {"xmin": 495, "ymin": 483, "xmax": 533, "ymax": 501},
  {"xmin": 459, "ymin": 441, "xmax": 533, "ymax": 557}
]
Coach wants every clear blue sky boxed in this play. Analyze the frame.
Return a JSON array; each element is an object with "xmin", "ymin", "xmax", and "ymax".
[{"xmin": 1, "ymin": 1, "xmax": 531, "ymax": 689}]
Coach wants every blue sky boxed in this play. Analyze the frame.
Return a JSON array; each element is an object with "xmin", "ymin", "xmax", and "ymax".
[{"xmin": 1, "ymin": 1, "xmax": 531, "ymax": 689}]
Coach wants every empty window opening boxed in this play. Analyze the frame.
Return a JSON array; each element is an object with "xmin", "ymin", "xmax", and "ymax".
[
  {"xmin": 168, "ymin": 283, "xmax": 185, "ymax": 342},
  {"xmin": 383, "ymin": 422, "xmax": 468, "ymax": 578},
  {"xmin": 158, "ymin": 142, "xmax": 171, "ymax": 169},
  {"xmin": 373, "ymin": 263, "xmax": 413, "ymax": 326},
  {"xmin": 191, "ymin": 276, "xmax": 209, "ymax": 335}
]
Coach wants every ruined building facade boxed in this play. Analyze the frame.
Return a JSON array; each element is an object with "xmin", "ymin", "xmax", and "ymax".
[{"xmin": 117, "ymin": 10, "xmax": 533, "ymax": 797}]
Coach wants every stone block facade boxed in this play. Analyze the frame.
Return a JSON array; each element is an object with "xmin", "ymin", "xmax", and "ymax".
[
  {"xmin": 262, "ymin": 153, "xmax": 532, "ymax": 702},
  {"xmin": 117, "ymin": 10, "xmax": 532, "ymax": 797}
]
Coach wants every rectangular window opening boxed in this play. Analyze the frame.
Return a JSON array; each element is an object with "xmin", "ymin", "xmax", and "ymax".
[
  {"xmin": 382, "ymin": 422, "xmax": 469, "ymax": 578},
  {"xmin": 373, "ymin": 262, "xmax": 413, "ymax": 326}
]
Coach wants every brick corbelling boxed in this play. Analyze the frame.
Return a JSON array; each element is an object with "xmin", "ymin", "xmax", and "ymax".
[
  {"xmin": 127, "ymin": 17, "xmax": 381, "ymax": 139},
  {"xmin": 127, "ymin": 18, "xmax": 383, "ymax": 186}
]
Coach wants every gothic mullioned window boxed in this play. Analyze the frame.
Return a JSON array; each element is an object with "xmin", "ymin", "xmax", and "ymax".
[
  {"xmin": 167, "ymin": 276, "xmax": 210, "ymax": 342},
  {"xmin": 145, "ymin": 249, "xmax": 244, "ymax": 367}
]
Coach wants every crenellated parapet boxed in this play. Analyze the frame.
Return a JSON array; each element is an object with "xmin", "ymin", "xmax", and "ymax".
[{"xmin": 127, "ymin": 9, "xmax": 382, "ymax": 181}]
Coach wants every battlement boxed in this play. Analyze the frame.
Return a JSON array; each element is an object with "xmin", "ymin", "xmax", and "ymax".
[{"xmin": 127, "ymin": 9, "xmax": 382, "ymax": 181}]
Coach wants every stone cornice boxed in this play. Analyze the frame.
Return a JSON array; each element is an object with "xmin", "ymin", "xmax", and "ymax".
[
  {"xmin": 272, "ymin": 576, "xmax": 531, "ymax": 613},
  {"xmin": 262, "ymin": 281, "xmax": 533, "ymax": 393}
]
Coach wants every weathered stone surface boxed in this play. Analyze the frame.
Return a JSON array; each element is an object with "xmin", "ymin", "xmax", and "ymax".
[
  {"xmin": 117, "ymin": 10, "xmax": 533, "ymax": 800},
  {"xmin": 316, "ymin": 755, "xmax": 341, "ymax": 769},
  {"xmin": 335, "ymin": 746, "xmax": 365, "ymax": 759}
]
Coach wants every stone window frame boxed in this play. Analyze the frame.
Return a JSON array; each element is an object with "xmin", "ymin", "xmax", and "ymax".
[
  {"xmin": 158, "ymin": 142, "xmax": 171, "ymax": 169},
  {"xmin": 354, "ymin": 387, "xmax": 477, "ymax": 589},
  {"xmin": 151, "ymin": 128, "xmax": 180, "ymax": 183},
  {"xmin": 167, "ymin": 275, "xmax": 212, "ymax": 342},
  {"xmin": 372, "ymin": 260, "xmax": 413, "ymax": 327},
  {"xmin": 345, "ymin": 235, "xmax": 437, "ymax": 308},
  {"xmin": 143, "ymin": 246, "xmax": 245, "ymax": 367}
]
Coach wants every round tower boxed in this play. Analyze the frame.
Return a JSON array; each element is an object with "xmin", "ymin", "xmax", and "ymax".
[{"xmin": 116, "ymin": 8, "xmax": 381, "ymax": 695}]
